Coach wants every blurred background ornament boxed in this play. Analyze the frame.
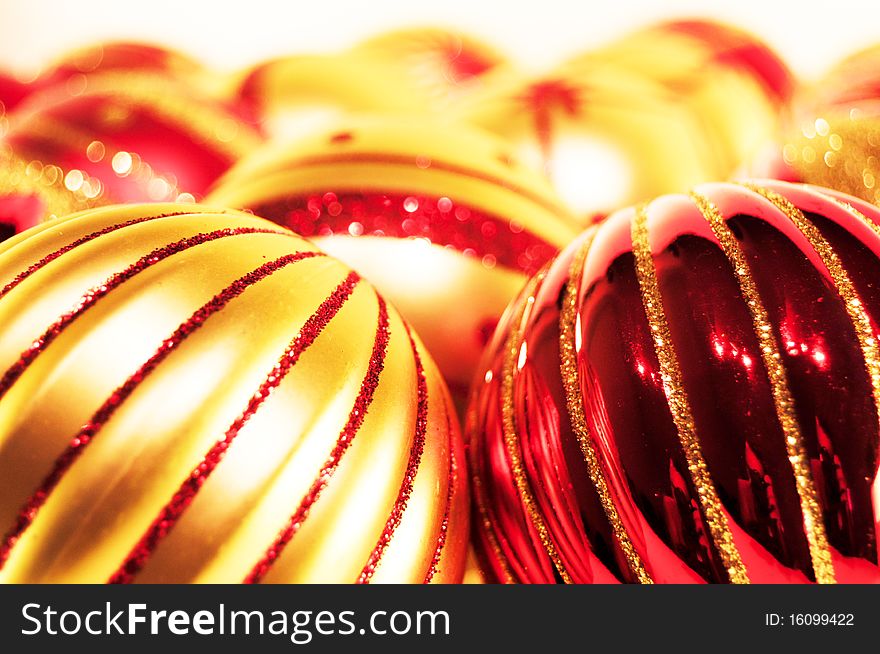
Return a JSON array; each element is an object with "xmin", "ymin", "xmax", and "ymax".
[
  {"xmin": 0, "ymin": 202, "xmax": 467, "ymax": 583},
  {"xmin": 207, "ymin": 117, "xmax": 580, "ymax": 400},
  {"xmin": 36, "ymin": 41, "xmax": 206, "ymax": 91},
  {"xmin": 457, "ymin": 64, "xmax": 720, "ymax": 223},
  {"xmin": 763, "ymin": 45, "xmax": 880, "ymax": 207},
  {"xmin": 457, "ymin": 19, "xmax": 794, "ymax": 223},
  {"xmin": 233, "ymin": 28, "xmax": 509, "ymax": 141},
  {"xmin": 0, "ymin": 71, "xmax": 262, "ymax": 222},
  {"xmin": 352, "ymin": 26, "xmax": 510, "ymax": 109},
  {"xmin": 233, "ymin": 53, "xmax": 429, "ymax": 141},
  {"xmin": 0, "ymin": 71, "xmax": 31, "ymax": 115},
  {"xmin": 0, "ymin": 149, "xmax": 98, "ymax": 241},
  {"xmin": 468, "ymin": 180, "xmax": 880, "ymax": 584},
  {"xmin": 581, "ymin": 20, "xmax": 794, "ymax": 171}
]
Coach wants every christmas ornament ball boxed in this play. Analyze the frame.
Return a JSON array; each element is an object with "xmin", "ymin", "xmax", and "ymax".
[
  {"xmin": 0, "ymin": 71, "xmax": 30, "ymax": 114},
  {"xmin": 3, "ymin": 73, "xmax": 261, "ymax": 210},
  {"xmin": 456, "ymin": 63, "xmax": 723, "ymax": 221},
  {"xmin": 0, "ymin": 203, "xmax": 467, "ymax": 583},
  {"xmin": 771, "ymin": 45, "xmax": 880, "ymax": 208},
  {"xmin": 469, "ymin": 180, "xmax": 880, "ymax": 584},
  {"xmin": 206, "ymin": 118, "xmax": 580, "ymax": 398},
  {"xmin": 39, "ymin": 41, "xmax": 204, "ymax": 89},
  {"xmin": 233, "ymin": 53, "xmax": 428, "ymax": 140},
  {"xmin": 352, "ymin": 26, "xmax": 509, "ymax": 108},
  {"xmin": 577, "ymin": 19, "xmax": 794, "ymax": 173}
]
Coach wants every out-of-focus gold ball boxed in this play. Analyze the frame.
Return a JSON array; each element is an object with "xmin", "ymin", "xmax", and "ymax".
[
  {"xmin": 233, "ymin": 53, "xmax": 429, "ymax": 140},
  {"xmin": 457, "ymin": 64, "xmax": 722, "ymax": 221},
  {"xmin": 0, "ymin": 203, "xmax": 467, "ymax": 583},
  {"xmin": 577, "ymin": 20, "xmax": 794, "ymax": 173},
  {"xmin": 352, "ymin": 26, "xmax": 511, "ymax": 109},
  {"xmin": 457, "ymin": 19, "xmax": 794, "ymax": 220},
  {"xmin": 776, "ymin": 45, "xmax": 880, "ymax": 207},
  {"xmin": 207, "ymin": 117, "xmax": 579, "ymax": 399}
]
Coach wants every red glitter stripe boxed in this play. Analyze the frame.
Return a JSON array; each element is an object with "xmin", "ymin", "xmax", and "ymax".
[
  {"xmin": 356, "ymin": 325, "xmax": 429, "ymax": 584},
  {"xmin": 108, "ymin": 270, "xmax": 361, "ymax": 584},
  {"xmin": 0, "ymin": 226, "xmax": 291, "ymax": 402},
  {"xmin": 243, "ymin": 295, "xmax": 390, "ymax": 584},
  {"xmin": 423, "ymin": 403, "xmax": 457, "ymax": 583},
  {"xmin": 0, "ymin": 250, "xmax": 323, "ymax": 571},
  {"xmin": 0, "ymin": 212, "xmax": 189, "ymax": 300}
]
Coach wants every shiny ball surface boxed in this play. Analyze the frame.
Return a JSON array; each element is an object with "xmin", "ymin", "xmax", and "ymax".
[{"xmin": 469, "ymin": 181, "xmax": 880, "ymax": 584}]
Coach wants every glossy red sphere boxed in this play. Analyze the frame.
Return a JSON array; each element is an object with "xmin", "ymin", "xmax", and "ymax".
[{"xmin": 468, "ymin": 181, "xmax": 880, "ymax": 584}]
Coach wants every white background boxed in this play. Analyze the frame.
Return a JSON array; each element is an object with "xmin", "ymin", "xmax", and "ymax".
[{"xmin": 1, "ymin": 0, "xmax": 879, "ymax": 79}]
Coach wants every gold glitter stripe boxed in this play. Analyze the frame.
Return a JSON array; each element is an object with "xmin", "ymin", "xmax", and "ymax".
[
  {"xmin": 690, "ymin": 190, "xmax": 836, "ymax": 584},
  {"xmin": 558, "ymin": 232, "xmax": 653, "ymax": 583},
  {"xmin": 743, "ymin": 183, "xmax": 880, "ymax": 425},
  {"xmin": 631, "ymin": 204, "xmax": 750, "ymax": 584},
  {"xmin": 500, "ymin": 273, "xmax": 573, "ymax": 583},
  {"xmin": 826, "ymin": 193, "xmax": 880, "ymax": 240}
]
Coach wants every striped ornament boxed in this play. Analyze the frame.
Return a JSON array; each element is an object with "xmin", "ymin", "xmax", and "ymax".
[
  {"xmin": 0, "ymin": 203, "xmax": 467, "ymax": 583},
  {"xmin": 207, "ymin": 118, "xmax": 579, "ymax": 399},
  {"xmin": 468, "ymin": 181, "xmax": 880, "ymax": 584}
]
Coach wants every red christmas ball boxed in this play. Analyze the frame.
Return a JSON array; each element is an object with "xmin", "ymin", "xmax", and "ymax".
[
  {"xmin": 39, "ymin": 41, "xmax": 204, "ymax": 89},
  {"xmin": 468, "ymin": 180, "xmax": 880, "ymax": 584},
  {"xmin": 4, "ymin": 73, "xmax": 261, "ymax": 208}
]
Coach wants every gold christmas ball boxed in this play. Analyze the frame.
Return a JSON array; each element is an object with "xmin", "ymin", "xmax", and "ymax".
[
  {"xmin": 352, "ymin": 26, "xmax": 510, "ymax": 109},
  {"xmin": 773, "ymin": 45, "xmax": 880, "ymax": 207},
  {"xmin": 206, "ymin": 117, "xmax": 579, "ymax": 400},
  {"xmin": 457, "ymin": 64, "xmax": 722, "ymax": 222},
  {"xmin": 0, "ymin": 203, "xmax": 467, "ymax": 583},
  {"xmin": 458, "ymin": 20, "xmax": 794, "ymax": 221},
  {"xmin": 575, "ymin": 19, "xmax": 794, "ymax": 174},
  {"xmin": 233, "ymin": 53, "xmax": 428, "ymax": 140}
]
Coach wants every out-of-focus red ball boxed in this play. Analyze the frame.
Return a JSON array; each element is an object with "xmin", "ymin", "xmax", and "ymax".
[
  {"xmin": 3, "ymin": 73, "xmax": 262, "ymax": 208},
  {"xmin": 37, "ymin": 41, "xmax": 204, "ymax": 90},
  {"xmin": 469, "ymin": 180, "xmax": 880, "ymax": 584}
]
